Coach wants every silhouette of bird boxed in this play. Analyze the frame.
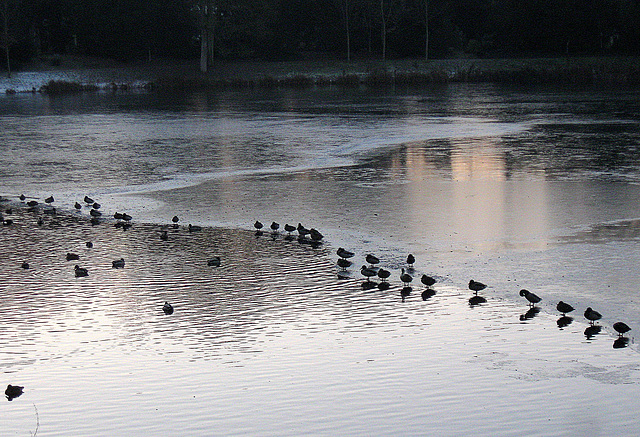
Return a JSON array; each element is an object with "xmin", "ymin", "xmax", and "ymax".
[
  {"xmin": 519, "ymin": 289, "xmax": 541, "ymax": 307},
  {"xmin": 406, "ymin": 253, "xmax": 415, "ymax": 268},
  {"xmin": 270, "ymin": 221, "xmax": 280, "ymax": 232},
  {"xmin": 21, "ymin": 262, "xmax": 29, "ymax": 269},
  {"xmin": 584, "ymin": 307, "xmax": 602, "ymax": 325},
  {"xmin": 86, "ymin": 241, "xmax": 93, "ymax": 248},
  {"xmin": 162, "ymin": 302, "xmax": 174, "ymax": 315},
  {"xmin": 27, "ymin": 200, "xmax": 38, "ymax": 207},
  {"xmin": 92, "ymin": 202, "xmax": 101, "ymax": 209},
  {"xmin": 172, "ymin": 216, "xmax": 179, "ymax": 224},
  {"xmin": 84, "ymin": 196, "xmax": 94, "ymax": 204},
  {"xmin": 297, "ymin": 223, "xmax": 310, "ymax": 239},
  {"xmin": 66, "ymin": 253, "xmax": 80, "ymax": 261},
  {"xmin": 45, "ymin": 195, "xmax": 54, "ymax": 204},
  {"xmin": 74, "ymin": 202, "xmax": 82, "ymax": 210},
  {"xmin": 468, "ymin": 280, "xmax": 487, "ymax": 295},
  {"xmin": 556, "ymin": 301, "xmax": 575, "ymax": 316},
  {"xmin": 188, "ymin": 224, "xmax": 202, "ymax": 232},
  {"xmin": 361, "ymin": 265, "xmax": 377, "ymax": 282},
  {"xmin": 309, "ymin": 228, "xmax": 324, "ymax": 241},
  {"xmin": 112, "ymin": 258, "xmax": 125, "ymax": 268},
  {"xmin": 207, "ymin": 257, "xmax": 221, "ymax": 267},
  {"xmin": 284, "ymin": 224, "xmax": 296, "ymax": 235},
  {"xmin": 337, "ymin": 248, "xmax": 355, "ymax": 259},
  {"xmin": 89, "ymin": 208, "xmax": 102, "ymax": 217},
  {"xmin": 400, "ymin": 268, "xmax": 413, "ymax": 287},
  {"xmin": 365, "ymin": 254, "xmax": 380, "ymax": 267},
  {"xmin": 74, "ymin": 265, "xmax": 88, "ymax": 277},
  {"xmin": 254, "ymin": 220, "xmax": 263, "ymax": 230},
  {"xmin": 122, "ymin": 213, "xmax": 132, "ymax": 222},
  {"xmin": 19, "ymin": 194, "xmax": 25, "ymax": 201},
  {"xmin": 421, "ymin": 274, "xmax": 436, "ymax": 287},
  {"xmin": 377, "ymin": 268, "xmax": 391, "ymax": 282},
  {"xmin": 5, "ymin": 384, "xmax": 23, "ymax": 401},
  {"xmin": 337, "ymin": 258, "xmax": 352, "ymax": 270},
  {"xmin": 613, "ymin": 322, "xmax": 631, "ymax": 337},
  {"xmin": 114, "ymin": 212, "xmax": 124, "ymax": 220}
]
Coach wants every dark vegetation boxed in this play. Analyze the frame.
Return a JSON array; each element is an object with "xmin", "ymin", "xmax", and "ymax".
[{"xmin": 1, "ymin": 0, "xmax": 639, "ymax": 65}]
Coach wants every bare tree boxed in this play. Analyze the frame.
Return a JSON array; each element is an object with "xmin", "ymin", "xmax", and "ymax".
[
  {"xmin": 424, "ymin": 0, "xmax": 429, "ymax": 60},
  {"xmin": 1, "ymin": 0, "xmax": 15, "ymax": 77}
]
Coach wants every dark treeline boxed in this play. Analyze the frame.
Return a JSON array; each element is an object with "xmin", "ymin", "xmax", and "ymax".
[{"xmin": 2, "ymin": 0, "xmax": 640, "ymax": 67}]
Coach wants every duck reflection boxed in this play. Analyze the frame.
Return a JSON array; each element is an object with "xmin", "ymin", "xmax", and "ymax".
[
  {"xmin": 401, "ymin": 286, "xmax": 412, "ymax": 302},
  {"xmin": 421, "ymin": 288, "xmax": 436, "ymax": 301},
  {"xmin": 378, "ymin": 281, "xmax": 390, "ymax": 291},
  {"xmin": 613, "ymin": 337, "xmax": 630, "ymax": 349},
  {"xmin": 5, "ymin": 384, "xmax": 23, "ymax": 401},
  {"xmin": 519, "ymin": 306, "xmax": 540, "ymax": 321},
  {"xmin": 468, "ymin": 295, "xmax": 487, "ymax": 307},
  {"xmin": 556, "ymin": 316, "xmax": 573, "ymax": 328},
  {"xmin": 362, "ymin": 281, "xmax": 378, "ymax": 290},
  {"xmin": 584, "ymin": 325, "xmax": 602, "ymax": 340}
]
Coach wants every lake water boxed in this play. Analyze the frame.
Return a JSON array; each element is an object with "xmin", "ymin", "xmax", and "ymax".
[{"xmin": 1, "ymin": 82, "xmax": 640, "ymax": 435}]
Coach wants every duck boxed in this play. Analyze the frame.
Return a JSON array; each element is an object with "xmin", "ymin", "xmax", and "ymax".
[
  {"xmin": 270, "ymin": 221, "xmax": 280, "ymax": 232},
  {"xmin": 400, "ymin": 268, "xmax": 413, "ymax": 287},
  {"xmin": 613, "ymin": 322, "xmax": 631, "ymax": 337},
  {"xmin": 74, "ymin": 202, "xmax": 82, "ymax": 210},
  {"xmin": 45, "ymin": 195, "xmax": 54, "ymax": 204},
  {"xmin": 66, "ymin": 252, "xmax": 80, "ymax": 261},
  {"xmin": 121, "ymin": 213, "xmax": 132, "ymax": 222},
  {"xmin": 114, "ymin": 212, "xmax": 124, "ymax": 220},
  {"xmin": 26, "ymin": 200, "xmax": 38, "ymax": 207},
  {"xmin": 297, "ymin": 223, "xmax": 310, "ymax": 238},
  {"xmin": 519, "ymin": 289, "xmax": 541, "ymax": 307},
  {"xmin": 377, "ymin": 268, "xmax": 391, "ymax": 282},
  {"xmin": 365, "ymin": 254, "xmax": 380, "ymax": 267},
  {"xmin": 361, "ymin": 265, "xmax": 377, "ymax": 282},
  {"xmin": 406, "ymin": 253, "xmax": 415, "ymax": 268},
  {"xmin": 84, "ymin": 196, "xmax": 94, "ymax": 204},
  {"xmin": 112, "ymin": 258, "xmax": 125, "ymax": 269},
  {"xmin": 188, "ymin": 224, "xmax": 202, "ymax": 232},
  {"xmin": 309, "ymin": 228, "xmax": 324, "ymax": 241},
  {"xmin": 5, "ymin": 384, "xmax": 23, "ymax": 401},
  {"xmin": 89, "ymin": 208, "xmax": 102, "ymax": 217},
  {"xmin": 207, "ymin": 257, "xmax": 221, "ymax": 267},
  {"xmin": 172, "ymin": 215, "xmax": 179, "ymax": 224},
  {"xmin": 284, "ymin": 224, "xmax": 296, "ymax": 235},
  {"xmin": 337, "ymin": 247, "xmax": 355, "ymax": 259},
  {"xmin": 86, "ymin": 241, "xmax": 93, "ymax": 248},
  {"xmin": 468, "ymin": 280, "xmax": 487, "ymax": 295},
  {"xmin": 19, "ymin": 194, "xmax": 26, "ymax": 201},
  {"xmin": 92, "ymin": 202, "xmax": 101, "ymax": 210},
  {"xmin": 584, "ymin": 307, "xmax": 602, "ymax": 325},
  {"xmin": 254, "ymin": 220, "xmax": 263, "ymax": 231},
  {"xmin": 74, "ymin": 265, "xmax": 88, "ymax": 277},
  {"xmin": 21, "ymin": 262, "xmax": 29, "ymax": 269},
  {"xmin": 556, "ymin": 301, "xmax": 574, "ymax": 316},
  {"xmin": 162, "ymin": 302, "xmax": 174, "ymax": 315},
  {"xmin": 421, "ymin": 274, "xmax": 436, "ymax": 287}
]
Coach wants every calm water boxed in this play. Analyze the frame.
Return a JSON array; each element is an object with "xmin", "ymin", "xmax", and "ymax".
[{"xmin": 2, "ymin": 83, "xmax": 640, "ymax": 435}]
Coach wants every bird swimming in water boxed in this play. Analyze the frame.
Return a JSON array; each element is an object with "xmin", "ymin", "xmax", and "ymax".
[
  {"xmin": 86, "ymin": 241, "xmax": 93, "ymax": 248},
  {"xmin": 556, "ymin": 301, "xmax": 574, "ymax": 316},
  {"xmin": 613, "ymin": 322, "xmax": 631, "ymax": 337},
  {"xmin": 584, "ymin": 307, "xmax": 602, "ymax": 325},
  {"xmin": 163, "ymin": 302, "xmax": 174, "ymax": 315},
  {"xmin": 337, "ymin": 248, "xmax": 355, "ymax": 259},
  {"xmin": 5, "ymin": 384, "xmax": 23, "ymax": 401},
  {"xmin": 297, "ymin": 223, "xmax": 310, "ymax": 238},
  {"xmin": 45, "ymin": 195, "xmax": 54, "ymax": 204},
  {"xmin": 92, "ymin": 202, "xmax": 101, "ymax": 210},
  {"xmin": 188, "ymin": 224, "xmax": 202, "ymax": 232},
  {"xmin": 114, "ymin": 212, "xmax": 124, "ymax": 220},
  {"xmin": 66, "ymin": 253, "xmax": 80, "ymax": 261},
  {"xmin": 406, "ymin": 253, "xmax": 415, "ymax": 268},
  {"xmin": 361, "ymin": 265, "xmax": 377, "ymax": 282},
  {"xmin": 89, "ymin": 208, "xmax": 102, "ymax": 217},
  {"xmin": 74, "ymin": 265, "xmax": 88, "ymax": 277},
  {"xmin": 21, "ymin": 262, "xmax": 29, "ymax": 269},
  {"xmin": 112, "ymin": 258, "xmax": 125, "ymax": 268},
  {"xmin": 207, "ymin": 257, "xmax": 221, "ymax": 267},
  {"xmin": 377, "ymin": 268, "xmax": 391, "ymax": 282},
  {"xmin": 400, "ymin": 268, "xmax": 413, "ymax": 287},
  {"xmin": 270, "ymin": 221, "xmax": 280, "ymax": 232},
  {"xmin": 26, "ymin": 200, "xmax": 38, "ymax": 207},
  {"xmin": 468, "ymin": 280, "xmax": 487, "ymax": 295},
  {"xmin": 365, "ymin": 254, "xmax": 380, "ymax": 267},
  {"xmin": 519, "ymin": 289, "xmax": 541, "ymax": 307},
  {"xmin": 19, "ymin": 194, "xmax": 26, "ymax": 201},
  {"xmin": 309, "ymin": 228, "xmax": 323, "ymax": 241},
  {"xmin": 84, "ymin": 196, "xmax": 94, "ymax": 204},
  {"xmin": 121, "ymin": 213, "xmax": 132, "ymax": 222},
  {"xmin": 284, "ymin": 224, "xmax": 296, "ymax": 235},
  {"xmin": 74, "ymin": 202, "xmax": 82, "ymax": 210},
  {"xmin": 421, "ymin": 274, "xmax": 436, "ymax": 288}
]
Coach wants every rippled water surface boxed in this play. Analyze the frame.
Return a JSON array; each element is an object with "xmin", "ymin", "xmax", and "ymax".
[{"xmin": 2, "ymin": 83, "xmax": 640, "ymax": 435}]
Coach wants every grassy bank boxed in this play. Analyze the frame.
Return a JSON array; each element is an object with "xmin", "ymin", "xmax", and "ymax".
[{"xmin": 13, "ymin": 56, "xmax": 640, "ymax": 95}]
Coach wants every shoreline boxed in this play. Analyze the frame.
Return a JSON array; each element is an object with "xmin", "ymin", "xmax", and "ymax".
[{"xmin": 2, "ymin": 56, "xmax": 640, "ymax": 94}]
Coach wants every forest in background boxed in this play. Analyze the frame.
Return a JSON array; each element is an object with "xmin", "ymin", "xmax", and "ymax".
[{"xmin": 1, "ymin": 0, "xmax": 640, "ymax": 70}]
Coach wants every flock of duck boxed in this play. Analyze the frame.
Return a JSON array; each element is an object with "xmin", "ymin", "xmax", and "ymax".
[
  {"xmin": 1, "ymin": 193, "xmax": 635, "ymax": 400},
  {"xmin": 332, "ymin": 247, "xmax": 633, "ymax": 348}
]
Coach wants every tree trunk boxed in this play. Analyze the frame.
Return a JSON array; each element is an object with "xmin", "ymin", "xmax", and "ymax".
[
  {"xmin": 424, "ymin": 0, "xmax": 429, "ymax": 60},
  {"xmin": 2, "ymin": 0, "xmax": 10, "ymax": 78},
  {"xmin": 345, "ymin": 0, "xmax": 350, "ymax": 61},
  {"xmin": 380, "ymin": 0, "xmax": 386, "ymax": 60}
]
